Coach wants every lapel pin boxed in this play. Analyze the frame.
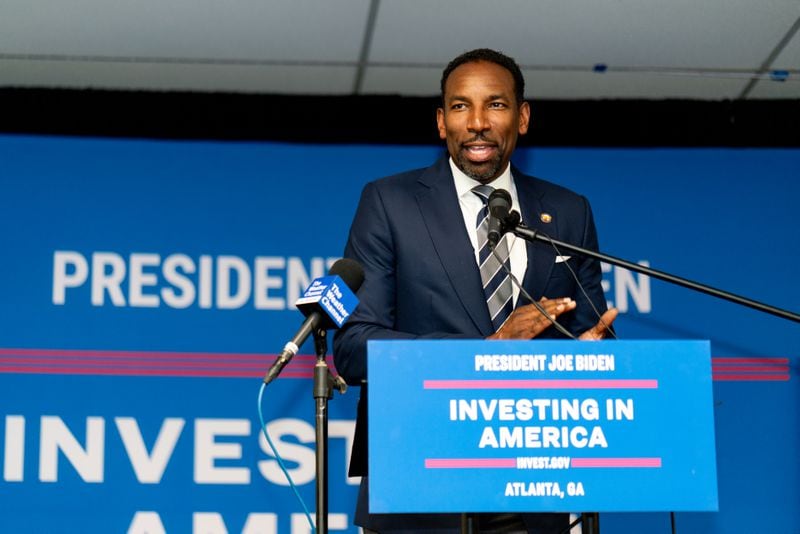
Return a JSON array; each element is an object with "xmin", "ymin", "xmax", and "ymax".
[{"xmin": 540, "ymin": 213, "xmax": 552, "ymax": 223}]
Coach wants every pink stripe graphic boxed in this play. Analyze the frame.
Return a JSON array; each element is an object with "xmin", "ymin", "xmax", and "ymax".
[
  {"xmin": 0, "ymin": 365, "xmax": 315, "ymax": 379},
  {"xmin": 0, "ymin": 348, "xmax": 320, "ymax": 361},
  {"xmin": 425, "ymin": 458, "xmax": 516, "ymax": 469},
  {"xmin": 423, "ymin": 379, "xmax": 658, "ymax": 390},
  {"xmin": 571, "ymin": 458, "xmax": 662, "ymax": 468},
  {"xmin": 710, "ymin": 356, "xmax": 792, "ymax": 381},
  {"xmin": 0, "ymin": 348, "xmax": 322, "ymax": 378},
  {"xmin": 0, "ymin": 357, "xmax": 291, "ymax": 369},
  {"xmin": 712, "ymin": 357, "xmax": 789, "ymax": 365},
  {"xmin": 712, "ymin": 365, "xmax": 789, "ymax": 373},
  {"xmin": 712, "ymin": 374, "xmax": 789, "ymax": 382},
  {"xmin": 0, "ymin": 366, "xmax": 260, "ymax": 378}
]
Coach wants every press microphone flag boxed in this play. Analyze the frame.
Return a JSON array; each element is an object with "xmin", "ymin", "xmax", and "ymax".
[{"xmin": 263, "ymin": 258, "xmax": 364, "ymax": 384}]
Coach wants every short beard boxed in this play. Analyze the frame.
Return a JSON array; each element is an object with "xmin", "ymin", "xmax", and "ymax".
[{"xmin": 454, "ymin": 151, "xmax": 504, "ymax": 184}]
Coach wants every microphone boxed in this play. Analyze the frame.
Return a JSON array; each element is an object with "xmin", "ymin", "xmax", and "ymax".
[
  {"xmin": 263, "ymin": 258, "xmax": 364, "ymax": 385},
  {"xmin": 487, "ymin": 189, "xmax": 512, "ymax": 248},
  {"xmin": 504, "ymin": 209, "xmax": 521, "ymax": 231},
  {"xmin": 487, "ymin": 206, "xmax": 577, "ymax": 339}
]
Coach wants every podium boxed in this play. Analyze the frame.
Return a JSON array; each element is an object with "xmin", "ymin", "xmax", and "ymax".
[{"xmin": 367, "ymin": 340, "xmax": 718, "ymax": 519}]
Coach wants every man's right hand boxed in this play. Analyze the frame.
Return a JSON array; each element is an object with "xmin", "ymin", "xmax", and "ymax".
[{"xmin": 487, "ymin": 297, "xmax": 576, "ymax": 340}]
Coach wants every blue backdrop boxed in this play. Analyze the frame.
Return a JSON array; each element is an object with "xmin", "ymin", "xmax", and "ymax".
[{"xmin": 0, "ymin": 135, "xmax": 798, "ymax": 533}]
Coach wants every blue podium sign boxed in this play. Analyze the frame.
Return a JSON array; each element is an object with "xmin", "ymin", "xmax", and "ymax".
[{"xmin": 367, "ymin": 340, "xmax": 718, "ymax": 513}]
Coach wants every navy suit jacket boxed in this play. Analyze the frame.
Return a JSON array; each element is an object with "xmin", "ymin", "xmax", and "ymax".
[{"xmin": 333, "ymin": 156, "xmax": 607, "ymax": 477}]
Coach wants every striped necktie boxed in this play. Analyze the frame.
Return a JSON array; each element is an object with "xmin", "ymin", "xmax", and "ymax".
[{"xmin": 472, "ymin": 185, "xmax": 514, "ymax": 331}]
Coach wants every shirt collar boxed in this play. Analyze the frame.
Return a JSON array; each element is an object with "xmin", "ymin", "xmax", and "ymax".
[{"xmin": 449, "ymin": 158, "xmax": 513, "ymax": 200}]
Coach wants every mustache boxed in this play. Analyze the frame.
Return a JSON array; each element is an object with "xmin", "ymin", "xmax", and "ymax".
[{"xmin": 461, "ymin": 134, "xmax": 497, "ymax": 146}]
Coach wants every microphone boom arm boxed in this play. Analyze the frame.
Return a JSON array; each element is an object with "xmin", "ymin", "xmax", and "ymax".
[{"xmin": 510, "ymin": 221, "xmax": 800, "ymax": 324}]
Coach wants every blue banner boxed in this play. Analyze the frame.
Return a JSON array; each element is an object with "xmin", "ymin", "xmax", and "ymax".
[{"xmin": 0, "ymin": 135, "xmax": 798, "ymax": 533}]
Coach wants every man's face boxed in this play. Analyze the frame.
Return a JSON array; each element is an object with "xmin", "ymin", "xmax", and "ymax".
[{"xmin": 437, "ymin": 60, "xmax": 530, "ymax": 184}]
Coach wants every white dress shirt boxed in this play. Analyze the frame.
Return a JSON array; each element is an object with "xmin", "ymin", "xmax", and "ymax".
[{"xmin": 449, "ymin": 158, "xmax": 528, "ymax": 306}]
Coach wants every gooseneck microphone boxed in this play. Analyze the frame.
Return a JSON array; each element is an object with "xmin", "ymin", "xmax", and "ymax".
[
  {"xmin": 485, "ymin": 191, "xmax": 578, "ymax": 339},
  {"xmin": 487, "ymin": 188, "xmax": 513, "ymax": 248},
  {"xmin": 263, "ymin": 258, "xmax": 364, "ymax": 385}
]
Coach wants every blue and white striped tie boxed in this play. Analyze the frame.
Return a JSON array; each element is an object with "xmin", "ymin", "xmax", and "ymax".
[{"xmin": 473, "ymin": 185, "xmax": 514, "ymax": 331}]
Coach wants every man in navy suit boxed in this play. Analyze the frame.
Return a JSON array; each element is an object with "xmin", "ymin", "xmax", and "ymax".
[{"xmin": 334, "ymin": 48, "xmax": 617, "ymax": 533}]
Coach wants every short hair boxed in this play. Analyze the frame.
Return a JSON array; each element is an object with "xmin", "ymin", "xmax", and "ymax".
[{"xmin": 440, "ymin": 48, "xmax": 526, "ymax": 106}]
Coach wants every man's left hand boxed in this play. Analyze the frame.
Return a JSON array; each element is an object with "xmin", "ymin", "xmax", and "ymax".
[{"xmin": 578, "ymin": 308, "xmax": 619, "ymax": 340}]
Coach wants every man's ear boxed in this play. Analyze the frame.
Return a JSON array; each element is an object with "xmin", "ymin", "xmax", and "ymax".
[
  {"xmin": 519, "ymin": 101, "xmax": 531, "ymax": 135},
  {"xmin": 436, "ymin": 107, "xmax": 447, "ymax": 140}
]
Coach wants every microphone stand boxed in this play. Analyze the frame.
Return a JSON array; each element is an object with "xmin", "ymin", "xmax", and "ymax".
[
  {"xmin": 312, "ymin": 328, "xmax": 347, "ymax": 534},
  {"xmin": 506, "ymin": 218, "xmax": 799, "ymax": 534},
  {"xmin": 460, "ymin": 513, "xmax": 478, "ymax": 534}
]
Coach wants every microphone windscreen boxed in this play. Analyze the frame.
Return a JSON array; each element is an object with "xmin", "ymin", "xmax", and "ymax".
[
  {"xmin": 329, "ymin": 258, "xmax": 365, "ymax": 293},
  {"xmin": 488, "ymin": 189, "xmax": 512, "ymax": 217}
]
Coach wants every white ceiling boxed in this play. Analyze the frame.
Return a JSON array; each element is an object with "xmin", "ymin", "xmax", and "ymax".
[{"xmin": 1, "ymin": 0, "xmax": 798, "ymax": 100}]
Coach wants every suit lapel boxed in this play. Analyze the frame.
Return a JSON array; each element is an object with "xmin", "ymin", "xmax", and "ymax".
[
  {"xmin": 416, "ymin": 157, "xmax": 494, "ymax": 336},
  {"xmin": 515, "ymin": 171, "xmax": 557, "ymax": 301}
]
